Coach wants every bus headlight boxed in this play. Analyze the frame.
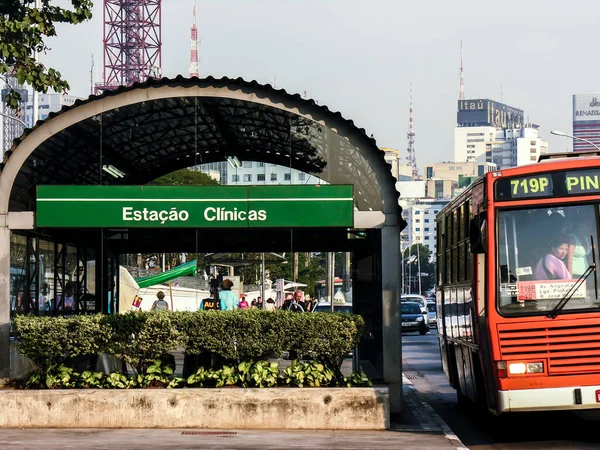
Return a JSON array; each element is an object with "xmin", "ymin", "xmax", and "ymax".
[
  {"xmin": 526, "ymin": 362, "xmax": 544, "ymax": 374},
  {"xmin": 507, "ymin": 361, "xmax": 544, "ymax": 375},
  {"xmin": 508, "ymin": 362, "xmax": 526, "ymax": 375}
]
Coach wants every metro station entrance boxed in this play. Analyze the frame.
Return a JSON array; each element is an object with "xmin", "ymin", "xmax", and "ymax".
[{"xmin": 0, "ymin": 77, "xmax": 405, "ymax": 411}]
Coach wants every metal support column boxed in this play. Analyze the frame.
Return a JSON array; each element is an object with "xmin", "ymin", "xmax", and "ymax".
[{"xmin": 326, "ymin": 252, "xmax": 335, "ymax": 312}]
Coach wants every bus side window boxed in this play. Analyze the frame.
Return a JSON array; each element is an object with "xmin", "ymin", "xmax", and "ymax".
[{"xmin": 470, "ymin": 212, "xmax": 486, "ymax": 254}]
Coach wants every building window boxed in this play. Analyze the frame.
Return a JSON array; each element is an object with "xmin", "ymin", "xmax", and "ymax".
[
  {"xmin": 271, "ymin": 173, "xmax": 277, "ymax": 181},
  {"xmin": 415, "ymin": 219, "xmax": 420, "ymax": 223},
  {"xmin": 530, "ymin": 140, "xmax": 536, "ymax": 145},
  {"xmin": 425, "ymin": 219, "xmax": 430, "ymax": 223},
  {"xmin": 467, "ymin": 144, "xmax": 475, "ymax": 148},
  {"xmin": 257, "ymin": 162, "xmax": 264, "ymax": 167},
  {"xmin": 257, "ymin": 174, "xmax": 265, "ymax": 181},
  {"xmin": 415, "ymin": 210, "xmax": 421, "ymax": 215},
  {"xmin": 530, "ymin": 156, "xmax": 537, "ymax": 161},
  {"xmin": 425, "ymin": 227, "xmax": 429, "ymax": 231},
  {"xmin": 284, "ymin": 173, "xmax": 291, "ymax": 181},
  {"xmin": 425, "ymin": 236, "xmax": 430, "ymax": 240},
  {"xmin": 298, "ymin": 173, "xmax": 306, "ymax": 181},
  {"xmin": 242, "ymin": 161, "xmax": 252, "ymax": 168},
  {"xmin": 232, "ymin": 174, "xmax": 239, "ymax": 182},
  {"xmin": 244, "ymin": 174, "xmax": 252, "ymax": 182},
  {"xmin": 415, "ymin": 228, "xmax": 421, "ymax": 232}
]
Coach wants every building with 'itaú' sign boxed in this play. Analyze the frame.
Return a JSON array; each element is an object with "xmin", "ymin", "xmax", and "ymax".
[
  {"xmin": 573, "ymin": 94, "xmax": 600, "ymax": 152},
  {"xmin": 454, "ymin": 98, "xmax": 547, "ymax": 169}
]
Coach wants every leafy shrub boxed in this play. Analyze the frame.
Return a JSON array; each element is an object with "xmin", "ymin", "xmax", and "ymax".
[
  {"xmin": 291, "ymin": 312, "xmax": 364, "ymax": 380},
  {"xmin": 14, "ymin": 315, "xmax": 70, "ymax": 373},
  {"xmin": 14, "ymin": 309, "xmax": 365, "ymax": 386},
  {"xmin": 343, "ymin": 371, "xmax": 373, "ymax": 387},
  {"xmin": 20, "ymin": 360, "xmax": 372, "ymax": 389},
  {"xmin": 280, "ymin": 360, "xmax": 335, "ymax": 387},
  {"xmin": 103, "ymin": 310, "xmax": 179, "ymax": 374},
  {"xmin": 178, "ymin": 310, "xmax": 283, "ymax": 362}
]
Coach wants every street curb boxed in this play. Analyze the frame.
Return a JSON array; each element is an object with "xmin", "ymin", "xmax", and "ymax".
[{"xmin": 402, "ymin": 374, "xmax": 469, "ymax": 450}]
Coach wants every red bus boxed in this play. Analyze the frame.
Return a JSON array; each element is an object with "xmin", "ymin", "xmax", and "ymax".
[{"xmin": 436, "ymin": 151, "xmax": 600, "ymax": 414}]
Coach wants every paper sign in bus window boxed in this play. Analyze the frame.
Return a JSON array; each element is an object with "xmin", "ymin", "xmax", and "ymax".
[
  {"xmin": 517, "ymin": 280, "xmax": 586, "ymax": 301},
  {"xmin": 515, "ymin": 267, "xmax": 533, "ymax": 276}
]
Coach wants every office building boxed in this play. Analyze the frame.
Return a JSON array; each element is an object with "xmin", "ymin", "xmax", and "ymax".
[
  {"xmin": 24, "ymin": 92, "xmax": 79, "ymax": 127},
  {"xmin": 455, "ymin": 123, "xmax": 547, "ymax": 169},
  {"xmin": 400, "ymin": 199, "xmax": 449, "ymax": 261},
  {"xmin": 424, "ymin": 161, "xmax": 496, "ymax": 198},
  {"xmin": 196, "ymin": 161, "xmax": 320, "ymax": 186},
  {"xmin": 573, "ymin": 94, "xmax": 600, "ymax": 152}
]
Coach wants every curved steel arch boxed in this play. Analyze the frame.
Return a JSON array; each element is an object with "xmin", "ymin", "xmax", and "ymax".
[
  {"xmin": 0, "ymin": 76, "xmax": 405, "ymax": 411},
  {"xmin": 0, "ymin": 76, "xmax": 401, "ymax": 219}
]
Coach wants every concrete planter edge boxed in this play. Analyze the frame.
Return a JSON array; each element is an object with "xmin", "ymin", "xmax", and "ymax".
[{"xmin": 0, "ymin": 386, "xmax": 389, "ymax": 430}]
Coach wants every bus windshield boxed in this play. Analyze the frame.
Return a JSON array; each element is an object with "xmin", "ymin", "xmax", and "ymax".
[{"xmin": 497, "ymin": 203, "xmax": 600, "ymax": 316}]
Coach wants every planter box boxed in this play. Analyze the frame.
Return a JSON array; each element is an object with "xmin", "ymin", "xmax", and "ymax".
[{"xmin": 0, "ymin": 386, "xmax": 389, "ymax": 430}]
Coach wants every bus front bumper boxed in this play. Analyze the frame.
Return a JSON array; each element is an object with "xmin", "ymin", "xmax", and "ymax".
[{"xmin": 499, "ymin": 385, "xmax": 600, "ymax": 412}]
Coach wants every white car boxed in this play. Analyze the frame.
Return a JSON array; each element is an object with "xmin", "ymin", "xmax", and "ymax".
[
  {"xmin": 401, "ymin": 294, "xmax": 430, "ymax": 326},
  {"xmin": 311, "ymin": 302, "xmax": 353, "ymax": 313},
  {"xmin": 426, "ymin": 301, "xmax": 437, "ymax": 326}
]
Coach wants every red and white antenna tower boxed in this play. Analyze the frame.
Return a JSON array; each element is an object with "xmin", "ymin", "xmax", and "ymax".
[
  {"xmin": 96, "ymin": 0, "xmax": 162, "ymax": 94},
  {"xmin": 459, "ymin": 39, "xmax": 465, "ymax": 101},
  {"xmin": 189, "ymin": 0, "xmax": 199, "ymax": 77},
  {"xmin": 407, "ymin": 84, "xmax": 418, "ymax": 180}
]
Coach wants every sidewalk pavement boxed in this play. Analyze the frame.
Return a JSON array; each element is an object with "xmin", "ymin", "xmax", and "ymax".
[{"xmin": 0, "ymin": 375, "xmax": 468, "ymax": 450}]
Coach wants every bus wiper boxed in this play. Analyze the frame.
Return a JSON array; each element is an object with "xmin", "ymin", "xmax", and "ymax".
[{"xmin": 548, "ymin": 235, "xmax": 597, "ymax": 319}]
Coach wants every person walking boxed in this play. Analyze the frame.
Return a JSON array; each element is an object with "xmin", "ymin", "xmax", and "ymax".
[
  {"xmin": 219, "ymin": 279, "xmax": 238, "ymax": 311},
  {"xmin": 151, "ymin": 291, "xmax": 169, "ymax": 310}
]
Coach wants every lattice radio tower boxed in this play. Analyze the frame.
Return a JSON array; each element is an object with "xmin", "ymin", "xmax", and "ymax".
[
  {"xmin": 95, "ymin": 0, "xmax": 162, "ymax": 94},
  {"xmin": 189, "ymin": 0, "xmax": 199, "ymax": 77},
  {"xmin": 459, "ymin": 39, "xmax": 465, "ymax": 100},
  {"xmin": 407, "ymin": 84, "xmax": 418, "ymax": 180}
]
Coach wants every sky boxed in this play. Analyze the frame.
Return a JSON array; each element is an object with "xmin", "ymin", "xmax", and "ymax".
[{"xmin": 42, "ymin": 0, "xmax": 600, "ymax": 172}]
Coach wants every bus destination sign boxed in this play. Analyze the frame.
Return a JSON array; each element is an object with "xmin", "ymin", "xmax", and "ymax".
[{"xmin": 495, "ymin": 168, "xmax": 600, "ymax": 200}]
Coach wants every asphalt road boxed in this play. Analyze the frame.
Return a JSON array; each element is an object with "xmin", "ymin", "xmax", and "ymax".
[{"xmin": 402, "ymin": 329, "xmax": 600, "ymax": 450}]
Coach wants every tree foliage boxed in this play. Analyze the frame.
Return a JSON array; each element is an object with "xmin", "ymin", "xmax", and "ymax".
[
  {"xmin": 149, "ymin": 168, "xmax": 219, "ymax": 187},
  {"xmin": 403, "ymin": 244, "xmax": 436, "ymax": 294},
  {"xmin": 0, "ymin": 0, "xmax": 93, "ymax": 107}
]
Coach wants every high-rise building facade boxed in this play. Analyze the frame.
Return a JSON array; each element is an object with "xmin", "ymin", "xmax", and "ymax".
[
  {"xmin": 573, "ymin": 94, "xmax": 600, "ymax": 151},
  {"xmin": 196, "ymin": 161, "xmax": 320, "ymax": 186},
  {"xmin": 24, "ymin": 92, "xmax": 79, "ymax": 127},
  {"xmin": 400, "ymin": 199, "xmax": 448, "ymax": 261},
  {"xmin": 455, "ymin": 98, "xmax": 548, "ymax": 169}
]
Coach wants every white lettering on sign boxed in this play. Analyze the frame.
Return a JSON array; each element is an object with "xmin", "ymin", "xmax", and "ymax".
[
  {"xmin": 122, "ymin": 207, "xmax": 190, "ymax": 224},
  {"xmin": 203, "ymin": 207, "xmax": 267, "ymax": 222}
]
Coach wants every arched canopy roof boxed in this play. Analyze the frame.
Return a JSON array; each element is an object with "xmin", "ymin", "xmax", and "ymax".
[{"xmin": 0, "ymin": 76, "xmax": 400, "ymax": 219}]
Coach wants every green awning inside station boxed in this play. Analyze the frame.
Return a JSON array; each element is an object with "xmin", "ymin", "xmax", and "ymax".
[{"xmin": 134, "ymin": 259, "xmax": 198, "ymax": 288}]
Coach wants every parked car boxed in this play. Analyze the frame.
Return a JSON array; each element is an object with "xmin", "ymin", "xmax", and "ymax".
[
  {"xmin": 311, "ymin": 302, "xmax": 353, "ymax": 313},
  {"xmin": 401, "ymin": 294, "xmax": 429, "ymax": 326},
  {"xmin": 426, "ymin": 301, "xmax": 437, "ymax": 326},
  {"xmin": 400, "ymin": 301, "xmax": 429, "ymax": 335}
]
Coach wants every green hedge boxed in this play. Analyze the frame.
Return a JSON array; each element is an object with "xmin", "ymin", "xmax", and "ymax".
[{"xmin": 13, "ymin": 310, "xmax": 364, "ymax": 383}]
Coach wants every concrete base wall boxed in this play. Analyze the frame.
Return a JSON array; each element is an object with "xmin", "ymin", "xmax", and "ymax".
[{"xmin": 0, "ymin": 387, "xmax": 389, "ymax": 430}]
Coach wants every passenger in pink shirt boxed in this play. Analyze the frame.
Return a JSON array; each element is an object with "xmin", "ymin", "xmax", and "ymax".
[{"xmin": 535, "ymin": 235, "xmax": 572, "ymax": 280}]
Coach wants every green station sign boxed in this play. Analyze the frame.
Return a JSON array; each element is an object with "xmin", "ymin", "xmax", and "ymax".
[{"xmin": 36, "ymin": 185, "xmax": 354, "ymax": 228}]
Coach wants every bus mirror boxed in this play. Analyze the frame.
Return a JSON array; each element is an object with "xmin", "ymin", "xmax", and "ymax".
[{"xmin": 470, "ymin": 215, "xmax": 486, "ymax": 254}]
